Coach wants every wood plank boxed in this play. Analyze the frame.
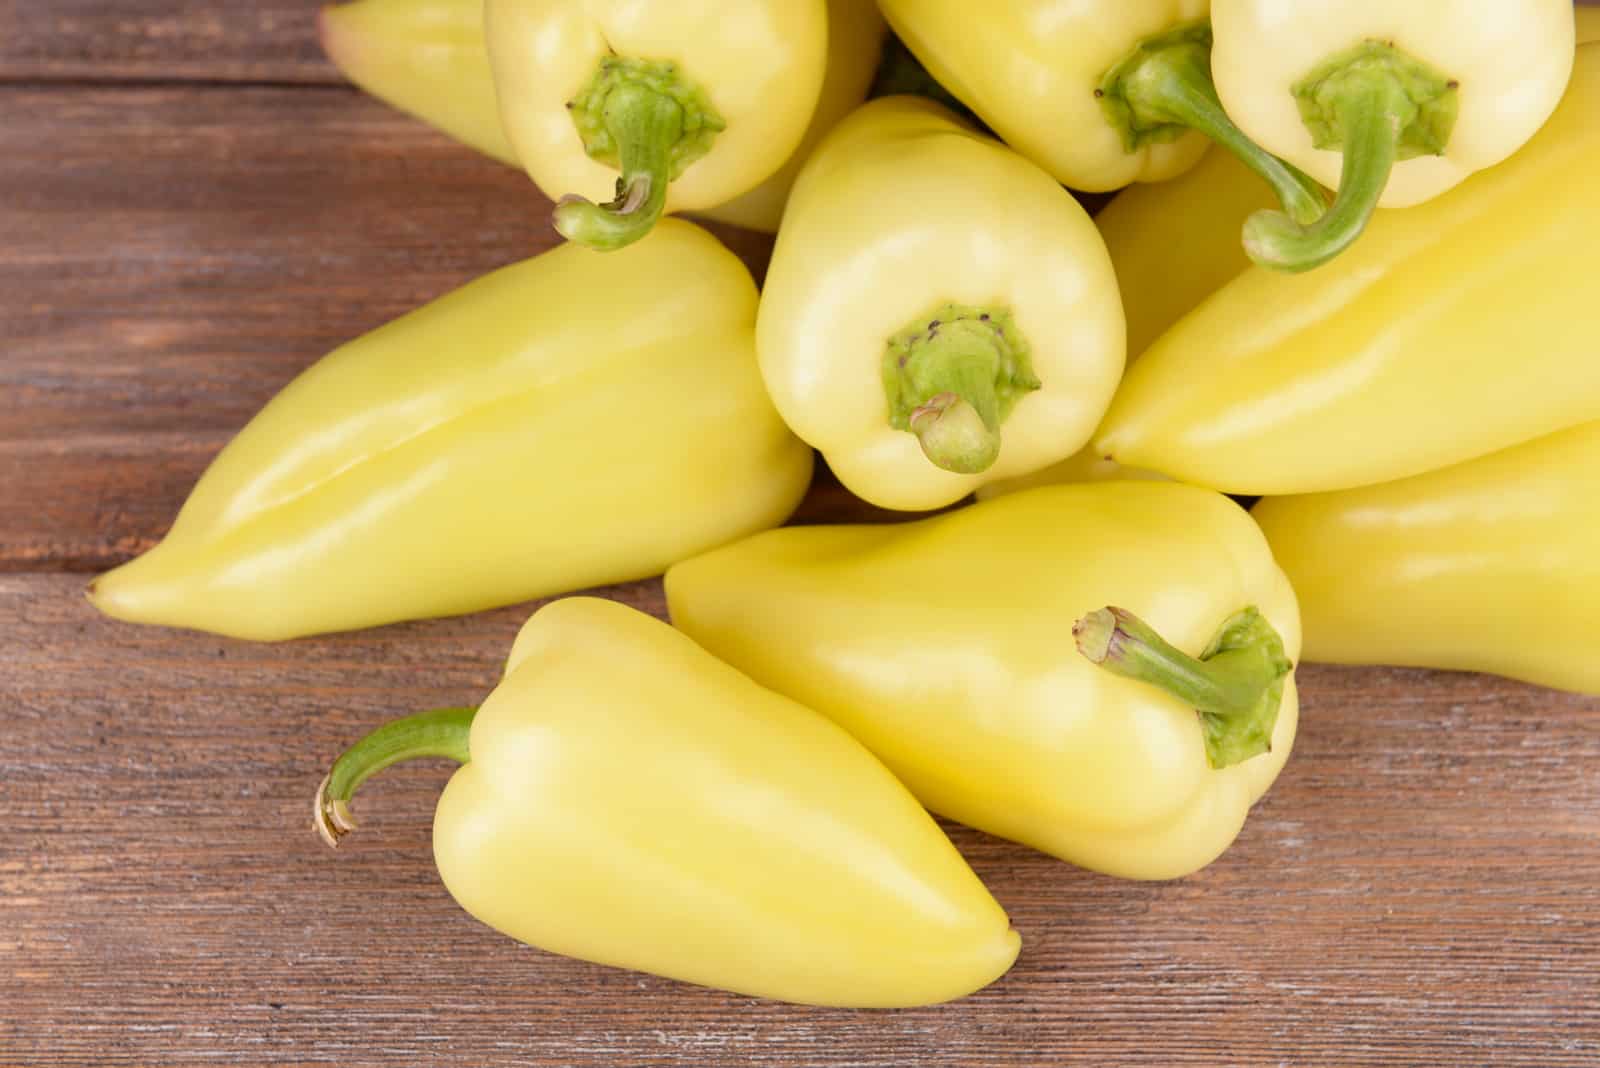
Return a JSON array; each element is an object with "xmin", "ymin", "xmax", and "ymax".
[
  {"xmin": 0, "ymin": 85, "xmax": 780, "ymax": 573},
  {"xmin": 4, "ymin": 573, "xmax": 1599, "ymax": 1066},
  {"xmin": 0, "ymin": 1, "xmax": 333, "ymax": 84}
]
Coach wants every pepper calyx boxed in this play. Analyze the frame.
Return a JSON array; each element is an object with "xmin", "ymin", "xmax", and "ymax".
[
  {"xmin": 1099, "ymin": 19, "xmax": 1326, "ymax": 226},
  {"xmin": 556, "ymin": 57, "xmax": 726, "ymax": 251},
  {"xmin": 1074, "ymin": 605, "xmax": 1291, "ymax": 769},
  {"xmin": 882, "ymin": 304, "xmax": 1039, "ymax": 476},
  {"xmin": 1244, "ymin": 40, "xmax": 1459, "ymax": 273}
]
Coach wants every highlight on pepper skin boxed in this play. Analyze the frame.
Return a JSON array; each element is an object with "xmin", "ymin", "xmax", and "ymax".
[{"xmin": 314, "ymin": 598, "xmax": 1022, "ymax": 1008}]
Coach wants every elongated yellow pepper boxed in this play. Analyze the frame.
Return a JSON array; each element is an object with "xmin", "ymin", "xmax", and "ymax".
[
  {"xmin": 978, "ymin": 147, "xmax": 1268, "ymax": 499},
  {"xmin": 1212, "ymin": 0, "xmax": 1574, "ymax": 270},
  {"xmin": 317, "ymin": 0, "xmax": 882, "ymax": 234},
  {"xmin": 876, "ymin": 0, "xmax": 1325, "ymax": 233},
  {"xmin": 485, "ymin": 0, "xmax": 826, "ymax": 249},
  {"xmin": 668, "ymin": 482, "xmax": 1301, "ymax": 880},
  {"xmin": 320, "ymin": 0, "xmax": 518, "ymax": 165},
  {"xmin": 89, "ymin": 221, "xmax": 812, "ymax": 641},
  {"xmin": 1096, "ymin": 45, "xmax": 1600, "ymax": 498},
  {"xmin": 1254, "ymin": 422, "xmax": 1600, "ymax": 696},
  {"xmin": 316, "ymin": 598, "xmax": 1020, "ymax": 1006},
  {"xmin": 757, "ymin": 96, "xmax": 1124, "ymax": 511}
]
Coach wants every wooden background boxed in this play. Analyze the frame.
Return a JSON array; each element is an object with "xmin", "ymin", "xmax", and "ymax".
[{"xmin": 3, "ymin": 4, "xmax": 1598, "ymax": 1065}]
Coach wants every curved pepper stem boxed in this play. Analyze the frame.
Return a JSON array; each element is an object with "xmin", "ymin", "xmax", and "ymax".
[
  {"xmin": 314, "ymin": 707, "xmax": 476, "ymax": 848},
  {"xmin": 1243, "ymin": 41, "xmax": 1460, "ymax": 273},
  {"xmin": 1074, "ymin": 606, "xmax": 1291, "ymax": 769},
  {"xmin": 1099, "ymin": 20, "xmax": 1326, "ymax": 227},
  {"xmin": 883, "ymin": 304, "xmax": 1040, "ymax": 476},
  {"xmin": 555, "ymin": 57, "xmax": 726, "ymax": 252}
]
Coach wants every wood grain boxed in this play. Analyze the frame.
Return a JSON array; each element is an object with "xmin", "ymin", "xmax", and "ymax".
[
  {"xmin": 4, "ymin": 574, "xmax": 1599, "ymax": 1067},
  {"xmin": 6, "ymin": 8, "xmax": 1600, "ymax": 1064},
  {"xmin": 0, "ymin": 0, "xmax": 332, "ymax": 84},
  {"xmin": 0, "ymin": 84, "xmax": 785, "ymax": 573}
]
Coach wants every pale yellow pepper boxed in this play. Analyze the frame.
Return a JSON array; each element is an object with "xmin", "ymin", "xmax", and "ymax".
[
  {"xmin": 316, "ymin": 598, "xmax": 1021, "ymax": 1006},
  {"xmin": 317, "ymin": 0, "xmax": 883, "ymax": 234},
  {"xmin": 89, "ymin": 221, "xmax": 811, "ymax": 641},
  {"xmin": 978, "ymin": 147, "xmax": 1268, "ymax": 499},
  {"xmin": 668, "ymin": 482, "xmax": 1301, "ymax": 880},
  {"xmin": 320, "ymin": 0, "xmax": 518, "ymax": 165},
  {"xmin": 485, "ymin": 0, "xmax": 827, "ymax": 248},
  {"xmin": 1213, "ymin": 0, "xmax": 1575, "ymax": 270},
  {"xmin": 757, "ymin": 96, "xmax": 1125, "ymax": 511},
  {"xmin": 1254, "ymin": 422, "xmax": 1600, "ymax": 695},
  {"xmin": 1096, "ymin": 45, "xmax": 1600, "ymax": 497},
  {"xmin": 876, "ymin": 0, "xmax": 1325, "ymax": 239}
]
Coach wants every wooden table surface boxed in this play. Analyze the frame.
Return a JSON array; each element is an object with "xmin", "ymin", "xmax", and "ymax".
[{"xmin": 4, "ymin": 4, "xmax": 1598, "ymax": 1065}]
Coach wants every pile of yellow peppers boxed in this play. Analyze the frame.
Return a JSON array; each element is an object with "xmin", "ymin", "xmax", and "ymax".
[{"xmin": 91, "ymin": 0, "xmax": 1598, "ymax": 1008}]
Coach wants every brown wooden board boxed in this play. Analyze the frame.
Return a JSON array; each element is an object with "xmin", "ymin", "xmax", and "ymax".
[
  {"xmin": 0, "ymin": 85, "xmax": 783, "ymax": 573},
  {"xmin": 6, "ymin": 6, "xmax": 1600, "ymax": 1064},
  {"xmin": 0, "ymin": 1, "xmax": 333, "ymax": 84},
  {"xmin": 5, "ymin": 575, "xmax": 1600, "ymax": 1067}
]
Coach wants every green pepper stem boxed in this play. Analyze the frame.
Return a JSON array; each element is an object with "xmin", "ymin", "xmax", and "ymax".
[
  {"xmin": 1242, "ymin": 78, "xmax": 1403, "ymax": 273},
  {"xmin": 1101, "ymin": 21, "xmax": 1326, "ymax": 226},
  {"xmin": 907, "ymin": 343, "xmax": 1004, "ymax": 474},
  {"xmin": 883, "ymin": 306, "xmax": 1039, "ymax": 477},
  {"xmin": 554, "ymin": 83, "xmax": 681, "ymax": 251},
  {"xmin": 1074, "ymin": 606, "xmax": 1291, "ymax": 769},
  {"xmin": 314, "ymin": 707, "xmax": 476, "ymax": 848},
  {"xmin": 1243, "ymin": 40, "xmax": 1459, "ymax": 273}
]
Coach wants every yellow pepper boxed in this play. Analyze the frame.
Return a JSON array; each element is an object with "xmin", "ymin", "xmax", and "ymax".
[
  {"xmin": 315, "ymin": 598, "xmax": 1021, "ymax": 1006},
  {"xmin": 1212, "ymin": 0, "xmax": 1575, "ymax": 270},
  {"xmin": 692, "ymin": 0, "xmax": 885, "ymax": 233},
  {"xmin": 977, "ymin": 147, "xmax": 1268, "ymax": 499},
  {"xmin": 1254, "ymin": 422, "xmax": 1600, "ymax": 696},
  {"xmin": 667, "ymin": 482, "xmax": 1301, "ymax": 880},
  {"xmin": 88, "ymin": 221, "xmax": 811, "ymax": 641},
  {"xmin": 319, "ymin": 0, "xmax": 518, "ymax": 166},
  {"xmin": 876, "ymin": 0, "xmax": 1325, "ymax": 227},
  {"xmin": 757, "ymin": 96, "xmax": 1124, "ymax": 511},
  {"xmin": 1096, "ymin": 44, "xmax": 1600, "ymax": 498},
  {"xmin": 485, "ymin": 0, "xmax": 827, "ymax": 249},
  {"xmin": 317, "ymin": 0, "xmax": 883, "ymax": 234}
]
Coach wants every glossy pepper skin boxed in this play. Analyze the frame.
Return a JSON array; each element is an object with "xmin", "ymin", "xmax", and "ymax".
[
  {"xmin": 320, "ymin": 0, "xmax": 518, "ymax": 166},
  {"xmin": 1254, "ymin": 423, "xmax": 1600, "ymax": 696},
  {"xmin": 485, "ymin": 0, "xmax": 826, "ymax": 249},
  {"xmin": 1096, "ymin": 45, "xmax": 1600, "ymax": 498},
  {"xmin": 876, "ymin": 0, "xmax": 1326, "ymax": 242},
  {"xmin": 757, "ymin": 96, "xmax": 1124, "ymax": 512},
  {"xmin": 1213, "ymin": 0, "xmax": 1574, "ymax": 270},
  {"xmin": 977, "ymin": 147, "xmax": 1268, "ymax": 499},
  {"xmin": 88, "ymin": 221, "xmax": 812, "ymax": 641},
  {"xmin": 315, "ymin": 598, "xmax": 1021, "ymax": 1007},
  {"xmin": 317, "ymin": 0, "xmax": 882, "ymax": 234},
  {"xmin": 667, "ymin": 482, "xmax": 1301, "ymax": 880}
]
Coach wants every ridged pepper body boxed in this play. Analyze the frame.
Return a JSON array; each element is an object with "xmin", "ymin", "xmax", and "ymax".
[
  {"xmin": 89, "ymin": 221, "xmax": 812, "ymax": 640},
  {"xmin": 1096, "ymin": 45, "xmax": 1600, "ymax": 496},
  {"xmin": 667, "ymin": 482, "xmax": 1301, "ymax": 880},
  {"xmin": 757, "ymin": 96, "xmax": 1124, "ymax": 511},
  {"xmin": 433, "ymin": 598, "xmax": 1021, "ymax": 1006},
  {"xmin": 1254, "ymin": 422, "xmax": 1600, "ymax": 695}
]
